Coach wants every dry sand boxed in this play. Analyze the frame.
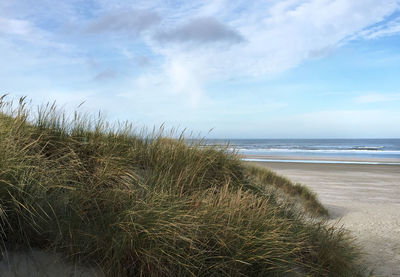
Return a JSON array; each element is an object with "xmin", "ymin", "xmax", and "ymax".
[{"xmin": 250, "ymin": 160, "xmax": 400, "ymax": 277}]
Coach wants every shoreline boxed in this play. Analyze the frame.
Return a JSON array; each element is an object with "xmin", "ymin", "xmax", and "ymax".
[
  {"xmin": 247, "ymin": 160, "xmax": 400, "ymax": 276},
  {"xmin": 242, "ymin": 154, "xmax": 400, "ymax": 165}
]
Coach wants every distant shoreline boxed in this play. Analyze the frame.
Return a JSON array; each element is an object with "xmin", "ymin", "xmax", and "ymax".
[
  {"xmin": 204, "ymin": 138, "xmax": 400, "ymax": 162},
  {"xmin": 242, "ymin": 154, "xmax": 400, "ymax": 165}
]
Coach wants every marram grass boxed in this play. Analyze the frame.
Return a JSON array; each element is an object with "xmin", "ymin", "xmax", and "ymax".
[{"xmin": 0, "ymin": 96, "xmax": 364, "ymax": 276}]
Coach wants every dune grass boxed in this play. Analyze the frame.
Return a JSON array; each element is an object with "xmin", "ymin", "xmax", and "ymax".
[
  {"xmin": 244, "ymin": 165, "xmax": 329, "ymax": 218},
  {"xmin": 0, "ymin": 96, "xmax": 364, "ymax": 276}
]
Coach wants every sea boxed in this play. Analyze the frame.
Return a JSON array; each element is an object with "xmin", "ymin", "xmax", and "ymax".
[{"xmin": 203, "ymin": 139, "xmax": 400, "ymax": 165}]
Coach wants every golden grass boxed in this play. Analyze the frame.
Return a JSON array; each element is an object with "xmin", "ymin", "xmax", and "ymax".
[{"xmin": 0, "ymin": 96, "xmax": 364, "ymax": 276}]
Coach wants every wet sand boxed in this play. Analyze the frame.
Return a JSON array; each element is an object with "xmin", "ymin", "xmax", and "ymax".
[{"xmin": 249, "ymin": 160, "xmax": 400, "ymax": 277}]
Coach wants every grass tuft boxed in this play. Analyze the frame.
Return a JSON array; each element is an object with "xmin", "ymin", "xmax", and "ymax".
[{"xmin": 244, "ymin": 165, "xmax": 329, "ymax": 218}]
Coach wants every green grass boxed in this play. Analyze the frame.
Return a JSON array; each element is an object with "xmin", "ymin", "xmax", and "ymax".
[{"xmin": 0, "ymin": 96, "xmax": 364, "ymax": 276}]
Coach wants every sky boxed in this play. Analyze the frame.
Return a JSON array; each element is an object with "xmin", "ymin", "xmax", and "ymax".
[{"xmin": 1, "ymin": 0, "xmax": 400, "ymax": 138}]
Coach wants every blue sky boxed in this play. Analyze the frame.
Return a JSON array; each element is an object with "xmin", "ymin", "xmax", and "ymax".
[{"xmin": 1, "ymin": 0, "xmax": 400, "ymax": 138}]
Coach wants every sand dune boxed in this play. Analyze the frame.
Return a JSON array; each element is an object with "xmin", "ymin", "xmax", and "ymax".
[
  {"xmin": 251, "ymin": 161, "xmax": 400, "ymax": 277},
  {"xmin": 1, "ymin": 160, "xmax": 398, "ymax": 276}
]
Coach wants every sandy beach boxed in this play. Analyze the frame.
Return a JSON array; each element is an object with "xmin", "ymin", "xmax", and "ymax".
[{"xmin": 249, "ymin": 159, "xmax": 400, "ymax": 276}]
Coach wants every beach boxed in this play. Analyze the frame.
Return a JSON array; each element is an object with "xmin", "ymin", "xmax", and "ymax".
[{"xmin": 248, "ymin": 158, "xmax": 400, "ymax": 276}]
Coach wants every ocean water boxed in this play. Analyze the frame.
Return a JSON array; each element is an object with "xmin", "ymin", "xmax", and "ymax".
[{"xmin": 204, "ymin": 139, "xmax": 400, "ymax": 164}]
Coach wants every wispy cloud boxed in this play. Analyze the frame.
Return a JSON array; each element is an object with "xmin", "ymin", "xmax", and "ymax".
[
  {"xmin": 357, "ymin": 16, "xmax": 400, "ymax": 40},
  {"xmin": 4, "ymin": 1, "xmax": 400, "ymax": 86},
  {"xmin": 2, "ymin": 0, "xmax": 400, "ymax": 137},
  {"xmin": 355, "ymin": 93, "xmax": 400, "ymax": 103},
  {"xmin": 86, "ymin": 9, "xmax": 161, "ymax": 35},
  {"xmin": 94, "ymin": 69, "xmax": 118, "ymax": 81},
  {"xmin": 140, "ymin": 0, "xmax": 400, "ymax": 102},
  {"xmin": 0, "ymin": 17, "xmax": 34, "ymax": 36},
  {"xmin": 0, "ymin": 16, "xmax": 56, "ymax": 47}
]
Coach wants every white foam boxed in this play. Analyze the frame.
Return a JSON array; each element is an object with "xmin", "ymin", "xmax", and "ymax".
[
  {"xmin": 235, "ymin": 148, "xmax": 400, "ymax": 155},
  {"xmin": 242, "ymin": 158, "xmax": 400, "ymax": 165}
]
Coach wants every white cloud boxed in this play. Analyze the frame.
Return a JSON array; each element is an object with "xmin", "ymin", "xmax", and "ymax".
[
  {"xmin": 0, "ymin": 16, "xmax": 54, "ymax": 47},
  {"xmin": 3, "ymin": 1, "xmax": 400, "ymax": 87},
  {"xmin": 117, "ymin": 60, "xmax": 207, "ymax": 108},
  {"xmin": 355, "ymin": 93, "xmax": 400, "ymax": 103},
  {"xmin": 2, "ymin": 0, "xmax": 400, "ymax": 125},
  {"xmin": 144, "ymin": 0, "xmax": 400, "ymax": 99},
  {"xmin": 357, "ymin": 16, "xmax": 400, "ymax": 40},
  {"xmin": 0, "ymin": 17, "xmax": 34, "ymax": 36}
]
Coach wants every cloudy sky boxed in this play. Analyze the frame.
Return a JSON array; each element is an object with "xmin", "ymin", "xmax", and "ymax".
[{"xmin": 1, "ymin": 0, "xmax": 400, "ymax": 138}]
